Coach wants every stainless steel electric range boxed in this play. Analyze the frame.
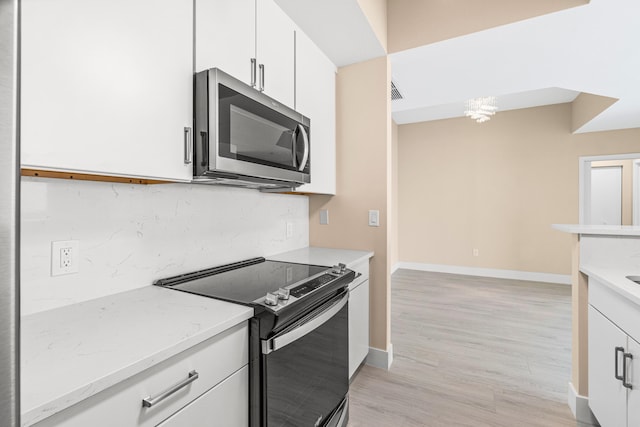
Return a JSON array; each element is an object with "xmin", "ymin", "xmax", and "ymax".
[{"xmin": 155, "ymin": 257, "xmax": 355, "ymax": 427}]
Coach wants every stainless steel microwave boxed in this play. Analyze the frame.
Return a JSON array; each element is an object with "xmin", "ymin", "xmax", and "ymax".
[{"xmin": 193, "ymin": 68, "xmax": 310, "ymax": 190}]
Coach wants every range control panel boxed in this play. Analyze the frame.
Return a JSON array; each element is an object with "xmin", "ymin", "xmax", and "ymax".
[
  {"xmin": 260, "ymin": 264, "xmax": 349, "ymax": 311},
  {"xmin": 290, "ymin": 273, "xmax": 335, "ymax": 298}
]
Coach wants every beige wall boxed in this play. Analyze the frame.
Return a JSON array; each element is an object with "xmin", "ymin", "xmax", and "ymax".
[
  {"xmin": 387, "ymin": 0, "xmax": 588, "ymax": 53},
  {"xmin": 572, "ymin": 237, "xmax": 589, "ymax": 395},
  {"xmin": 591, "ymin": 159, "xmax": 634, "ymax": 225},
  {"xmin": 571, "ymin": 92, "xmax": 618, "ymax": 133},
  {"xmin": 309, "ymin": 56, "xmax": 392, "ymax": 352},
  {"xmin": 391, "ymin": 120, "xmax": 399, "ymax": 268},
  {"xmin": 398, "ymin": 103, "xmax": 640, "ymax": 276}
]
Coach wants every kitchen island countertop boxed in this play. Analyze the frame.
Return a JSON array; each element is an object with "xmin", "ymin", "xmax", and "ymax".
[
  {"xmin": 552, "ymin": 223, "xmax": 640, "ymax": 236},
  {"xmin": 580, "ymin": 264, "xmax": 640, "ymax": 308}
]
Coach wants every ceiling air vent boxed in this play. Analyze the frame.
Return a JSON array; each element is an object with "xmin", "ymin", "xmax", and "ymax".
[{"xmin": 391, "ymin": 80, "xmax": 404, "ymax": 101}]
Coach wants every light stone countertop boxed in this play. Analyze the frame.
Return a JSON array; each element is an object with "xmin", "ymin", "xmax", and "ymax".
[
  {"xmin": 580, "ymin": 264, "xmax": 640, "ymax": 308},
  {"xmin": 552, "ymin": 224, "xmax": 640, "ymax": 236},
  {"xmin": 269, "ymin": 246, "xmax": 374, "ymax": 269},
  {"xmin": 21, "ymin": 286, "xmax": 254, "ymax": 427}
]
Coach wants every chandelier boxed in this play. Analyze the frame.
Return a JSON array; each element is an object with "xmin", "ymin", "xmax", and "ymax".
[{"xmin": 464, "ymin": 96, "xmax": 497, "ymax": 123}]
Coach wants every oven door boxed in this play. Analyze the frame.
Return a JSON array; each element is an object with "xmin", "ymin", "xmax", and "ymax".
[{"xmin": 259, "ymin": 291, "xmax": 349, "ymax": 427}]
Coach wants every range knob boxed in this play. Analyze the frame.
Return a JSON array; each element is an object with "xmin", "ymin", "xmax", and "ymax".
[
  {"xmin": 264, "ymin": 292, "xmax": 279, "ymax": 306},
  {"xmin": 332, "ymin": 263, "xmax": 347, "ymax": 274},
  {"xmin": 277, "ymin": 287, "xmax": 290, "ymax": 300}
]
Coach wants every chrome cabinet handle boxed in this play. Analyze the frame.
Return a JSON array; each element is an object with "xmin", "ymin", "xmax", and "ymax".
[
  {"xmin": 258, "ymin": 64, "xmax": 265, "ymax": 92},
  {"xmin": 261, "ymin": 293, "xmax": 347, "ymax": 355},
  {"xmin": 623, "ymin": 352, "xmax": 633, "ymax": 389},
  {"xmin": 615, "ymin": 346, "xmax": 625, "ymax": 380},
  {"xmin": 250, "ymin": 58, "xmax": 257, "ymax": 88},
  {"xmin": 297, "ymin": 124, "xmax": 309, "ymax": 172},
  {"xmin": 142, "ymin": 370, "xmax": 199, "ymax": 408},
  {"xmin": 183, "ymin": 127, "xmax": 193, "ymax": 164}
]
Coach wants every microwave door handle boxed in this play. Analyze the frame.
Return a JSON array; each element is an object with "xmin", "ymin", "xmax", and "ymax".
[
  {"xmin": 297, "ymin": 124, "xmax": 309, "ymax": 172},
  {"xmin": 291, "ymin": 127, "xmax": 298, "ymax": 168},
  {"xmin": 200, "ymin": 131, "xmax": 209, "ymax": 167}
]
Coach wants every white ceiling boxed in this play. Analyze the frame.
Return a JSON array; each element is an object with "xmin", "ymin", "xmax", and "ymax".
[
  {"xmin": 278, "ymin": 0, "xmax": 640, "ymax": 134},
  {"xmin": 274, "ymin": 0, "xmax": 385, "ymax": 67},
  {"xmin": 391, "ymin": 87, "xmax": 580, "ymax": 124},
  {"xmin": 390, "ymin": 0, "xmax": 640, "ymax": 132}
]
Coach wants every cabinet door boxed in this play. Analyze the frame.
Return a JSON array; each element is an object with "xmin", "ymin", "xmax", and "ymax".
[
  {"xmin": 255, "ymin": 0, "xmax": 295, "ymax": 107},
  {"xmin": 628, "ymin": 336, "xmax": 640, "ymax": 427},
  {"xmin": 588, "ymin": 306, "xmax": 628, "ymax": 427},
  {"xmin": 21, "ymin": 0, "xmax": 194, "ymax": 181},
  {"xmin": 195, "ymin": 0, "xmax": 256, "ymax": 83},
  {"xmin": 294, "ymin": 29, "xmax": 336, "ymax": 195},
  {"xmin": 349, "ymin": 280, "xmax": 370, "ymax": 379},
  {"xmin": 156, "ymin": 366, "xmax": 248, "ymax": 427}
]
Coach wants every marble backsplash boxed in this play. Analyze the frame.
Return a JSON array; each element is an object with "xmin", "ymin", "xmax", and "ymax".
[{"xmin": 20, "ymin": 177, "xmax": 309, "ymax": 315}]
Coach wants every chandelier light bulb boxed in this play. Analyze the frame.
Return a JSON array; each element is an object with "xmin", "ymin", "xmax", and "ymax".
[{"xmin": 464, "ymin": 96, "xmax": 498, "ymax": 123}]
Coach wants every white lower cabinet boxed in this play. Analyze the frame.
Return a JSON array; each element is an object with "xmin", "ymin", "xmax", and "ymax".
[
  {"xmin": 588, "ymin": 306, "xmax": 631, "ymax": 427},
  {"xmin": 588, "ymin": 278, "xmax": 640, "ymax": 427},
  {"xmin": 157, "ymin": 366, "xmax": 248, "ymax": 427},
  {"xmin": 34, "ymin": 323, "xmax": 248, "ymax": 427},
  {"xmin": 348, "ymin": 259, "xmax": 370, "ymax": 379}
]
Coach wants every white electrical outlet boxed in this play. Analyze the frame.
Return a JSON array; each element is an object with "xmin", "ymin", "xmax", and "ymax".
[
  {"xmin": 368, "ymin": 210, "xmax": 380, "ymax": 227},
  {"xmin": 473, "ymin": 248, "xmax": 479, "ymax": 257},
  {"xmin": 286, "ymin": 222, "xmax": 294, "ymax": 239},
  {"xmin": 51, "ymin": 240, "xmax": 80, "ymax": 276}
]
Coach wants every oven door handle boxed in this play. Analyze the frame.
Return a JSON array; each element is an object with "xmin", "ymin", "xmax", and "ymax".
[{"xmin": 261, "ymin": 292, "xmax": 348, "ymax": 355}]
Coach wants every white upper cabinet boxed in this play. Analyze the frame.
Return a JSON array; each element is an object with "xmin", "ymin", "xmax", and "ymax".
[
  {"xmin": 21, "ymin": 0, "xmax": 194, "ymax": 182},
  {"xmin": 196, "ymin": 0, "xmax": 295, "ymax": 107},
  {"xmin": 294, "ymin": 29, "xmax": 336, "ymax": 195},
  {"xmin": 255, "ymin": 0, "xmax": 295, "ymax": 107},
  {"xmin": 195, "ymin": 0, "xmax": 255, "ymax": 82}
]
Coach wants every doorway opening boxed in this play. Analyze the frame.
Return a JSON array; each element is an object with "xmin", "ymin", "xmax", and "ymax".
[{"xmin": 579, "ymin": 153, "xmax": 640, "ymax": 225}]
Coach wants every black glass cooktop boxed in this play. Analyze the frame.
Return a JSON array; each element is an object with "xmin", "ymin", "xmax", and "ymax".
[{"xmin": 156, "ymin": 258, "xmax": 328, "ymax": 305}]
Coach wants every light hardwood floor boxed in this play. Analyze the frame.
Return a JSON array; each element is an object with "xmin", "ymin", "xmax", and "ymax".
[{"xmin": 347, "ymin": 269, "xmax": 594, "ymax": 427}]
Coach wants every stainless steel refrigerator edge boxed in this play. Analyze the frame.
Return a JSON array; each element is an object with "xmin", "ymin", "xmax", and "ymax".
[{"xmin": 0, "ymin": 0, "xmax": 21, "ymax": 425}]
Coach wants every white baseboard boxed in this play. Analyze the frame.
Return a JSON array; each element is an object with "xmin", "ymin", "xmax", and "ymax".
[
  {"xmin": 568, "ymin": 382, "xmax": 599, "ymax": 425},
  {"xmin": 395, "ymin": 262, "xmax": 571, "ymax": 285},
  {"xmin": 365, "ymin": 344, "xmax": 394, "ymax": 370}
]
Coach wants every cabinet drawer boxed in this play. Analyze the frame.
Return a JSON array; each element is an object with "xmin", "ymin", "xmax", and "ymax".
[
  {"xmin": 589, "ymin": 277, "xmax": 640, "ymax": 342},
  {"xmin": 34, "ymin": 322, "xmax": 248, "ymax": 427},
  {"xmin": 157, "ymin": 365, "xmax": 248, "ymax": 427}
]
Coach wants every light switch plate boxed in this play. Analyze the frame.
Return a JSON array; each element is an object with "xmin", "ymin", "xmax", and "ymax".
[
  {"xmin": 368, "ymin": 210, "xmax": 380, "ymax": 227},
  {"xmin": 320, "ymin": 209, "xmax": 329, "ymax": 225}
]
